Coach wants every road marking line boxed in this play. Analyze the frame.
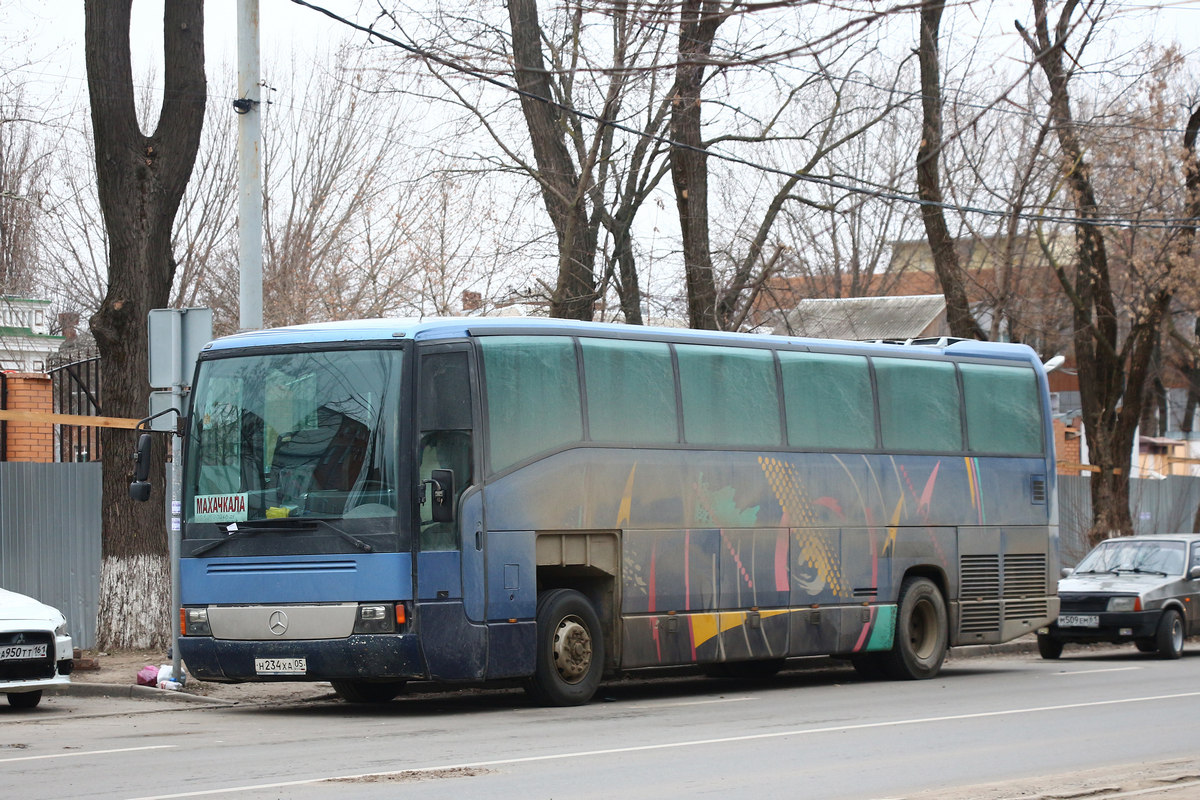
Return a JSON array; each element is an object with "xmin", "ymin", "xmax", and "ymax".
[
  {"xmin": 0, "ymin": 745, "xmax": 175, "ymax": 764},
  {"xmin": 1054, "ymin": 667, "xmax": 1143, "ymax": 676},
  {"xmin": 627, "ymin": 696, "xmax": 755, "ymax": 709},
  {"xmin": 126, "ymin": 690, "xmax": 1200, "ymax": 800}
]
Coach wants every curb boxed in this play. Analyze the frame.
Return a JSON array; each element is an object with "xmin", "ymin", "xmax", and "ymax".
[{"xmin": 60, "ymin": 682, "xmax": 234, "ymax": 704}]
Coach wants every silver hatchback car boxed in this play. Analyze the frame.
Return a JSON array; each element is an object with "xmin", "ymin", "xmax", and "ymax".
[{"xmin": 1037, "ymin": 533, "xmax": 1200, "ymax": 660}]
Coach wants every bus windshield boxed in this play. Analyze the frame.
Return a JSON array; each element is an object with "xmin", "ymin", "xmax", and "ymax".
[{"xmin": 182, "ymin": 347, "xmax": 404, "ymax": 551}]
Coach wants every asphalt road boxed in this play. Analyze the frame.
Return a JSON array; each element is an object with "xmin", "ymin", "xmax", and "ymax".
[{"xmin": 4, "ymin": 646, "xmax": 1200, "ymax": 799}]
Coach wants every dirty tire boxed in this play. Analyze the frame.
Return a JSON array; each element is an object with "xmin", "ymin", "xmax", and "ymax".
[
  {"xmin": 527, "ymin": 588, "xmax": 604, "ymax": 707},
  {"xmin": 1036, "ymin": 633, "xmax": 1063, "ymax": 660},
  {"xmin": 331, "ymin": 680, "xmax": 406, "ymax": 703},
  {"xmin": 7, "ymin": 690, "xmax": 42, "ymax": 709},
  {"xmin": 1155, "ymin": 608, "xmax": 1184, "ymax": 659},
  {"xmin": 882, "ymin": 577, "xmax": 948, "ymax": 680}
]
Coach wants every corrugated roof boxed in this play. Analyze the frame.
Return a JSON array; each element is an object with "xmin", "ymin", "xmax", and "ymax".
[{"xmin": 772, "ymin": 294, "xmax": 946, "ymax": 340}]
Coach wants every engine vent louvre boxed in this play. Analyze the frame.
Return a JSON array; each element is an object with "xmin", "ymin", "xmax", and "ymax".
[{"xmin": 960, "ymin": 554, "xmax": 1000, "ymax": 600}]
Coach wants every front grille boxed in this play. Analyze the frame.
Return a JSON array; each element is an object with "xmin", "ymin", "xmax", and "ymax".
[
  {"xmin": 0, "ymin": 631, "xmax": 55, "ymax": 681},
  {"xmin": 1058, "ymin": 593, "xmax": 1111, "ymax": 613}
]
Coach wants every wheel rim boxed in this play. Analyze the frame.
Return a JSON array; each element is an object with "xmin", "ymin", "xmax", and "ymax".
[
  {"xmin": 908, "ymin": 597, "xmax": 938, "ymax": 661},
  {"xmin": 1171, "ymin": 616, "xmax": 1184, "ymax": 651},
  {"xmin": 552, "ymin": 614, "xmax": 593, "ymax": 684}
]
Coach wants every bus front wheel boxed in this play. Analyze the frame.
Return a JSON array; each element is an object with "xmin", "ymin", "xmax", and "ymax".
[
  {"xmin": 882, "ymin": 577, "xmax": 948, "ymax": 680},
  {"xmin": 527, "ymin": 588, "xmax": 604, "ymax": 707}
]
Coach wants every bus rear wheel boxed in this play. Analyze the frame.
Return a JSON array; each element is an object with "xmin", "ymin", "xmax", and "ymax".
[
  {"xmin": 527, "ymin": 588, "xmax": 604, "ymax": 707},
  {"xmin": 331, "ymin": 680, "xmax": 406, "ymax": 704},
  {"xmin": 882, "ymin": 577, "xmax": 948, "ymax": 680}
]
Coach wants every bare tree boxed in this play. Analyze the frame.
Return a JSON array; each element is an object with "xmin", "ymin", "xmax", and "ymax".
[
  {"xmin": 1017, "ymin": 0, "xmax": 1176, "ymax": 543},
  {"xmin": 0, "ymin": 88, "xmax": 49, "ymax": 297},
  {"xmin": 914, "ymin": 0, "xmax": 985, "ymax": 340},
  {"xmin": 84, "ymin": 0, "xmax": 206, "ymax": 648},
  {"xmin": 259, "ymin": 46, "xmax": 429, "ymax": 327}
]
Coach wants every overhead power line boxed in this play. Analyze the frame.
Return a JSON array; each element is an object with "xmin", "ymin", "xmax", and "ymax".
[{"xmin": 287, "ymin": 0, "xmax": 1197, "ymax": 231}]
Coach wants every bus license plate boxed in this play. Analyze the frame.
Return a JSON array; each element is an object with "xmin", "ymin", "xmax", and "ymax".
[
  {"xmin": 1058, "ymin": 614, "xmax": 1099, "ymax": 628},
  {"xmin": 255, "ymin": 657, "xmax": 307, "ymax": 675},
  {"xmin": 0, "ymin": 644, "xmax": 47, "ymax": 660}
]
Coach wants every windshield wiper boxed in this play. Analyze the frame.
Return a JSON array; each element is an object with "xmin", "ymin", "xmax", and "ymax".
[
  {"xmin": 1115, "ymin": 567, "xmax": 1168, "ymax": 576},
  {"xmin": 191, "ymin": 519, "xmax": 374, "ymax": 556},
  {"xmin": 311, "ymin": 518, "xmax": 374, "ymax": 553},
  {"xmin": 192, "ymin": 522, "xmax": 280, "ymax": 556},
  {"xmin": 1075, "ymin": 569, "xmax": 1117, "ymax": 575}
]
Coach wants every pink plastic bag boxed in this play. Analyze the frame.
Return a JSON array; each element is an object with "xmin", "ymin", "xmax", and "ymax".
[{"xmin": 136, "ymin": 665, "xmax": 158, "ymax": 686}]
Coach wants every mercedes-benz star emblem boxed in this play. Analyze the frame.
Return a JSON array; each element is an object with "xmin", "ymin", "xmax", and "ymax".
[{"xmin": 268, "ymin": 610, "xmax": 289, "ymax": 636}]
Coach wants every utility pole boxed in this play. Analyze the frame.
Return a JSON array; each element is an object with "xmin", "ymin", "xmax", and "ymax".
[{"xmin": 236, "ymin": 0, "xmax": 263, "ymax": 331}]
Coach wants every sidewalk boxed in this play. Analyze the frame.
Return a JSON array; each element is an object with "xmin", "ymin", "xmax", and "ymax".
[{"xmin": 65, "ymin": 648, "xmax": 334, "ymax": 705}]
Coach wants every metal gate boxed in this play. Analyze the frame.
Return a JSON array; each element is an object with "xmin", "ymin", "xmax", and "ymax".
[{"xmin": 47, "ymin": 355, "xmax": 102, "ymax": 462}]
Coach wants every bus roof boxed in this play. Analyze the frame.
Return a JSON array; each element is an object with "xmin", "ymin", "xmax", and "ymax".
[{"xmin": 201, "ymin": 316, "xmax": 1042, "ymax": 365}]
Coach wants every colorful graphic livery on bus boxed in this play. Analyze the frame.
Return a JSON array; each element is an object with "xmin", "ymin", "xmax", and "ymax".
[{"xmin": 165, "ymin": 318, "xmax": 1058, "ymax": 706}]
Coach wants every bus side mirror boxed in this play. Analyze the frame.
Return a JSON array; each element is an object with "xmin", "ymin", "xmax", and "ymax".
[
  {"xmin": 129, "ymin": 433, "xmax": 153, "ymax": 502},
  {"xmin": 430, "ymin": 469, "xmax": 455, "ymax": 524}
]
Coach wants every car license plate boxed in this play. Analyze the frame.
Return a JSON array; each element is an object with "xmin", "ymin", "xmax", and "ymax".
[
  {"xmin": 0, "ymin": 644, "xmax": 47, "ymax": 660},
  {"xmin": 1058, "ymin": 614, "xmax": 1100, "ymax": 628},
  {"xmin": 255, "ymin": 657, "xmax": 307, "ymax": 675}
]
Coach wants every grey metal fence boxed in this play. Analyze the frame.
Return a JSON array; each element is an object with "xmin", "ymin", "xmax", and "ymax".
[
  {"xmin": 1058, "ymin": 474, "xmax": 1200, "ymax": 565},
  {"xmin": 0, "ymin": 462, "xmax": 101, "ymax": 648},
  {"xmin": 0, "ymin": 463, "xmax": 1196, "ymax": 651}
]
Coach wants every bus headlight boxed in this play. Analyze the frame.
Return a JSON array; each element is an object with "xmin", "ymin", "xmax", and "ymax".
[
  {"xmin": 182, "ymin": 607, "xmax": 211, "ymax": 636},
  {"xmin": 353, "ymin": 603, "xmax": 397, "ymax": 634}
]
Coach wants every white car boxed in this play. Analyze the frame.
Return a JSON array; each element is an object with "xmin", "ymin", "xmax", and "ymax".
[{"xmin": 0, "ymin": 588, "xmax": 74, "ymax": 709}]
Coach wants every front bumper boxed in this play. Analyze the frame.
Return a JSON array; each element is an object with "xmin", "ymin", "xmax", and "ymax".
[
  {"xmin": 1042, "ymin": 610, "xmax": 1160, "ymax": 643},
  {"xmin": 1, "ymin": 632, "xmax": 74, "ymax": 693},
  {"xmin": 178, "ymin": 634, "xmax": 426, "ymax": 683}
]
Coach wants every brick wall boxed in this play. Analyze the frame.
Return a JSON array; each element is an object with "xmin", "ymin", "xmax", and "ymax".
[
  {"xmin": 1054, "ymin": 416, "xmax": 1083, "ymax": 475},
  {"xmin": 2, "ymin": 373, "xmax": 54, "ymax": 462}
]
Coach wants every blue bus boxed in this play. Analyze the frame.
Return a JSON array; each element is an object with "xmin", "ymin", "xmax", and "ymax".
[{"xmin": 144, "ymin": 317, "xmax": 1058, "ymax": 705}]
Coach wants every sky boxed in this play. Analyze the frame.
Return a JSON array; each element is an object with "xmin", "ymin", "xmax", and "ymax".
[
  {"xmin": 4, "ymin": 0, "xmax": 355, "ymax": 120},
  {"xmin": 5, "ymin": 0, "xmax": 1200, "ymax": 131}
]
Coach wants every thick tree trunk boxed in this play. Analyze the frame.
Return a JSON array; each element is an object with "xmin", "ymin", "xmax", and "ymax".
[
  {"xmin": 1019, "ymin": 0, "xmax": 1172, "ymax": 544},
  {"xmin": 670, "ymin": 0, "xmax": 722, "ymax": 330},
  {"xmin": 85, "ymin": 0, "xmax": 206, "ymax": 648},
  {"xmin": 506, "ymin": 0, "xmax": 595, "ymax": 320},
  {"xmin": 915, "ymin": 0, "xmax": 986, "ymax": 341}
]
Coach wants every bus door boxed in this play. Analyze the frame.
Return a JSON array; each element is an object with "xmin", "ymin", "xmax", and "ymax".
[{"xmin": 414, "ymin": 345, "xmax": 488, "ymax": 680}]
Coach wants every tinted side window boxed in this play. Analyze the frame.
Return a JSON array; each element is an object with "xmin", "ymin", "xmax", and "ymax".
[
  {"xmin": 480, "ymin": 336, "xmax": 582, "ymax": 471},
  {"xmin": 874, "ymin": 357, "xmax": 962, "ymax": 452},
  {"xmin": 676, "ymin": 344, "xmax": 781, "ymax": 446},
  {"xmin": 779, "ymin": 351, "xmax": 875, "ymax": 449},
  {"xmin": 580, "ymin": 338, "xmax": 678, "ymax": 444},
  {"xmin": 961, "ymin": 363, "xmax": 1042, "ymax": 454}
]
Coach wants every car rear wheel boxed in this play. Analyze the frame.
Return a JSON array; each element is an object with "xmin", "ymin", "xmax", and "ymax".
[
  {"xmin": 7, "ymin": 690, "xmax": 42, "ymax": 709},
  {"xmin": 1036, "ymin": 633, "xmax": 1063, "ymax": 660},
  {"xmin": 1155, "ymin": 609, "xmax": 1184, "ymax": 659}
]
